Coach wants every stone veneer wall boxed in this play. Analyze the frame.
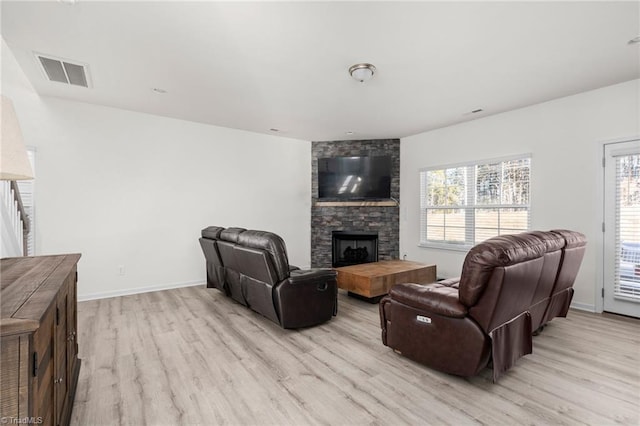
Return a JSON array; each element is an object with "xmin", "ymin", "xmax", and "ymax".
[{"xmin": 311, "ymin": 139, "xmax": 400, "ymax": 268}]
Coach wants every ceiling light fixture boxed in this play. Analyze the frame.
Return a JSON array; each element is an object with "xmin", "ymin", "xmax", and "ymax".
[
  {"xmin": 349, "ymin": 63, "xmax": 376, "ymax": 83},
  {"xmin": 629, "ymin": 36, "xmax": 640, "ymax": 45}
]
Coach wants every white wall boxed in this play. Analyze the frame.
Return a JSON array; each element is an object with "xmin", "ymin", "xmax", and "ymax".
[
  {"xmin": 401, "ymin": 79, "xmax": 640, "ymax": 311},
  {"xmin": 2, "ymin": 40, "xmax": 312, "ymax": 300}
]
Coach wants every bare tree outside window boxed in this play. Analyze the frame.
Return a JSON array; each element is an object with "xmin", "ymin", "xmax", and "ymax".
[{"xmin": 420, "ymin": 156, "xmax": 531, "ymax": 248}]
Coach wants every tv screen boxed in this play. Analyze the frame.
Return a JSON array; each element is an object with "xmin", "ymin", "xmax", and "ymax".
[{"xmin": 318, "ymin": 156, "xmax": 391, "ymax": 200}]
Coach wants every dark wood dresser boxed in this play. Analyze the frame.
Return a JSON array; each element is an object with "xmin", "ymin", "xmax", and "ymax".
[{"xmin": 1, "ymin": 254, "xmax": 81, "ymax": 426}]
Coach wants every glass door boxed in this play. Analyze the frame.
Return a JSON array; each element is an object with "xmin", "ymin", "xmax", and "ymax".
[{"xmin": 603, "ymin": 139, "xmax": 640, "ymax": 317}]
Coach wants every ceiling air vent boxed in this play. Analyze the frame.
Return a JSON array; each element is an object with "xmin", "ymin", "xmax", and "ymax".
[{"xmin": 36, "ymin": 54, "xmax": 90, "ymax": 88}]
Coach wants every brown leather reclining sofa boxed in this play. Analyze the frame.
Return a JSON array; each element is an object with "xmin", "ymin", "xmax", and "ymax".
[
  {"xmin": 199, "ymin": 226, "xmax": 338, "ymax": 329},
  {"xmin": 380, "ymin": 230, "xmax": 586, "ymax": 381}
]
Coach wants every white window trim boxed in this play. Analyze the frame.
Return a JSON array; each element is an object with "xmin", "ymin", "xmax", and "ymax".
[{"xmin": 418, "ymin": 153, "xmax": 532, "ymax": 251}]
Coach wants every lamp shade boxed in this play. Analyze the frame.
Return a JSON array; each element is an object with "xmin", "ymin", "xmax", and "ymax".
[
  {"xmin": 351, "ymin": 67, "xmax": 373, "ymax": 81},
  {"xmin": 349, "ymin": 63, "xmax": 376, "ymax": 83},
  {"xmin": 0, "ymin": 95, "xmax": 33, "ymax": 180}
]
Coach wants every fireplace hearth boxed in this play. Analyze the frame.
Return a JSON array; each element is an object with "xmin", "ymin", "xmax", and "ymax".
[{"xmin": 332, "ymin": 231, "xmax": 378, "ymax": 267}]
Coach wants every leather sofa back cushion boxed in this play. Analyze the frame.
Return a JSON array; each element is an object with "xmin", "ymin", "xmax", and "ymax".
[
  {"xmin": 233, "ymin": 245, "xmax": 279, "ymax": 285},
  {"xmin": 201, "ymin": 226, "xmax": 225, "ymax": 240},
  {"xmin": 199, "ymin": 238, "xmax": 224, "ymax": 290},
  {"xmin": 220, "ymin": 227, "xmax": 247, "ymax": 243},
  {"xmin": 552, "ymin": 229, "xmax": 587, "ymax": 249},
  {"xmin": 238, "ymin": 230, "xmax": 290, "ymax": 282},
  {"xmin": 469, "ymin": 257, "xmax": 544, "ymax": 332},
  {"xmin": 526, "ymin": 231, "xmax": 565, "ymax": 307},
  {"xmin": 529, "ymin": 231, "xmax": 565, "ymax": 253},
  {"xmin": 553, "ymin": 246, "xmax": 587, "ymax": 293},
  {"xmin": 217, "ymin": 240, "xmax": 239, "ymax": 270},
  {"xmin": 459, "ymin": 233, "xmax": 547, "ymax": 307},
  {"xmin": 199, "ymin": 238, "xmax": 222, "ymax": 268},
  {"xmin": 550, "ymin": 230, "xmax": 587, "ymax": 294}
]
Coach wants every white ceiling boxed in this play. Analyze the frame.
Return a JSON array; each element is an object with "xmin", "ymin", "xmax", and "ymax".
[{"xmin": 2, "ymin": 1, "xmax": 639, "ymax": 141}]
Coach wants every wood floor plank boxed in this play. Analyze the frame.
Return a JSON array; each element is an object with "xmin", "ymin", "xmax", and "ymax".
[{"xmin": 71, "ymin": 286, "xmax": 640, "ymax": 425}]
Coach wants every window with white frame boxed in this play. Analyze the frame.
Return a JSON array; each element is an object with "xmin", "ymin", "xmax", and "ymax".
[{"xmin": 419, "ymin": 155, "xmax": 531, "ymax": 249}]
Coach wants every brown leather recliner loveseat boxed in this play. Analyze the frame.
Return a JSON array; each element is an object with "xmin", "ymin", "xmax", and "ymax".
[
  {"xmin": 199, "ymin": 226, "xmax": 338, "ymax": 329},
  {"xmin": 380, "ymin": 230, "xmax": 586, "ymax": 381}
]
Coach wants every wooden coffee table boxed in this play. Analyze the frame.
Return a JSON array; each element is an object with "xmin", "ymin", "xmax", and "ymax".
[{"xmin": 335, "ymin": 260, "xmax": 436, "ymax": 302}]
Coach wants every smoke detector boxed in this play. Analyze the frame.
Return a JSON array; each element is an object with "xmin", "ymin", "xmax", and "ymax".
[{"xmin": 35, "ymin": 53, "xmax": 91, "ymax": 88}]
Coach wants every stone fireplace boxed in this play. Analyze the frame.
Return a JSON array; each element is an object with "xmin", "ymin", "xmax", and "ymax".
[
  {"xmin": 332, "ymin": 231, "xmax": 378, "ymax": 267},
  {"xmin": 311, "ymin": 139, "xmax": 400, "ymax": 268}
]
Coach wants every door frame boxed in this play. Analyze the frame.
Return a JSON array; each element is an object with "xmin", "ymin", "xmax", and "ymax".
[{"xmin": 597, "ymin": 135, "xmax": 640, "ymax": 314}]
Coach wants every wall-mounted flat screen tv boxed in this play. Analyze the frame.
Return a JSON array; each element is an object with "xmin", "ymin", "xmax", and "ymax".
[{"xmin": 318, "ymin": 156, "xmax": 392, "ymax": 200}]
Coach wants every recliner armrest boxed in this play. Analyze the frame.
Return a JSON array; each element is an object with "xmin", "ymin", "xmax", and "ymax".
[
  {"xmin": 289, "ymin": 265, "xmax": 301, "ymax": 272},
  {"xmin": 389, "ymin": 282, "xmax": 467, "ymax": 318},
  {"xmin": 288, "ymin": 268, "xmax": 337, "ymax": 286},
  {"xmin": 275, "ymin": 268, "xmax": 338, "ymax": 328},
  {"xmin": 439, "ymin": 277, "xmax": 461, "ymax": 288}
]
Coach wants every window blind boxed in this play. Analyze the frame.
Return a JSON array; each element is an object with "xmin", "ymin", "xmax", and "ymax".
[
  {"xmin": 614, "ymin": 152, "xmax": 640, "ymax": 300},
  {"xmin": 420, "ymin": 155, "xmax": 531, "ymax": 249}
]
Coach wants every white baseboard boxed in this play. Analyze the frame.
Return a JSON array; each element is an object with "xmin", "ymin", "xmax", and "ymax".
[
  {"xmin": 78, "ymin": 280, "xmax": 600, "ymax": 313},
  {"xmin": 78, "ymin": 280, "xmax": 204, "ymax": 302},
  {"xmin": 570, "ymin": 301, "xmax": 597, "ymax": 313}
]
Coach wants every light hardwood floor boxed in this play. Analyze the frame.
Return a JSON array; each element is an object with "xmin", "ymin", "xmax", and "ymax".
[{"xmin": 71, "ymin": 286, "xmax": 640, "ymax": 425}]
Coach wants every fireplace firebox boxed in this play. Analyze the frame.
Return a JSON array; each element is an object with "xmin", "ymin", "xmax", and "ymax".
[{"xmin": 332, "ymin": 231, "xmax": 378, "ymax": 268}]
